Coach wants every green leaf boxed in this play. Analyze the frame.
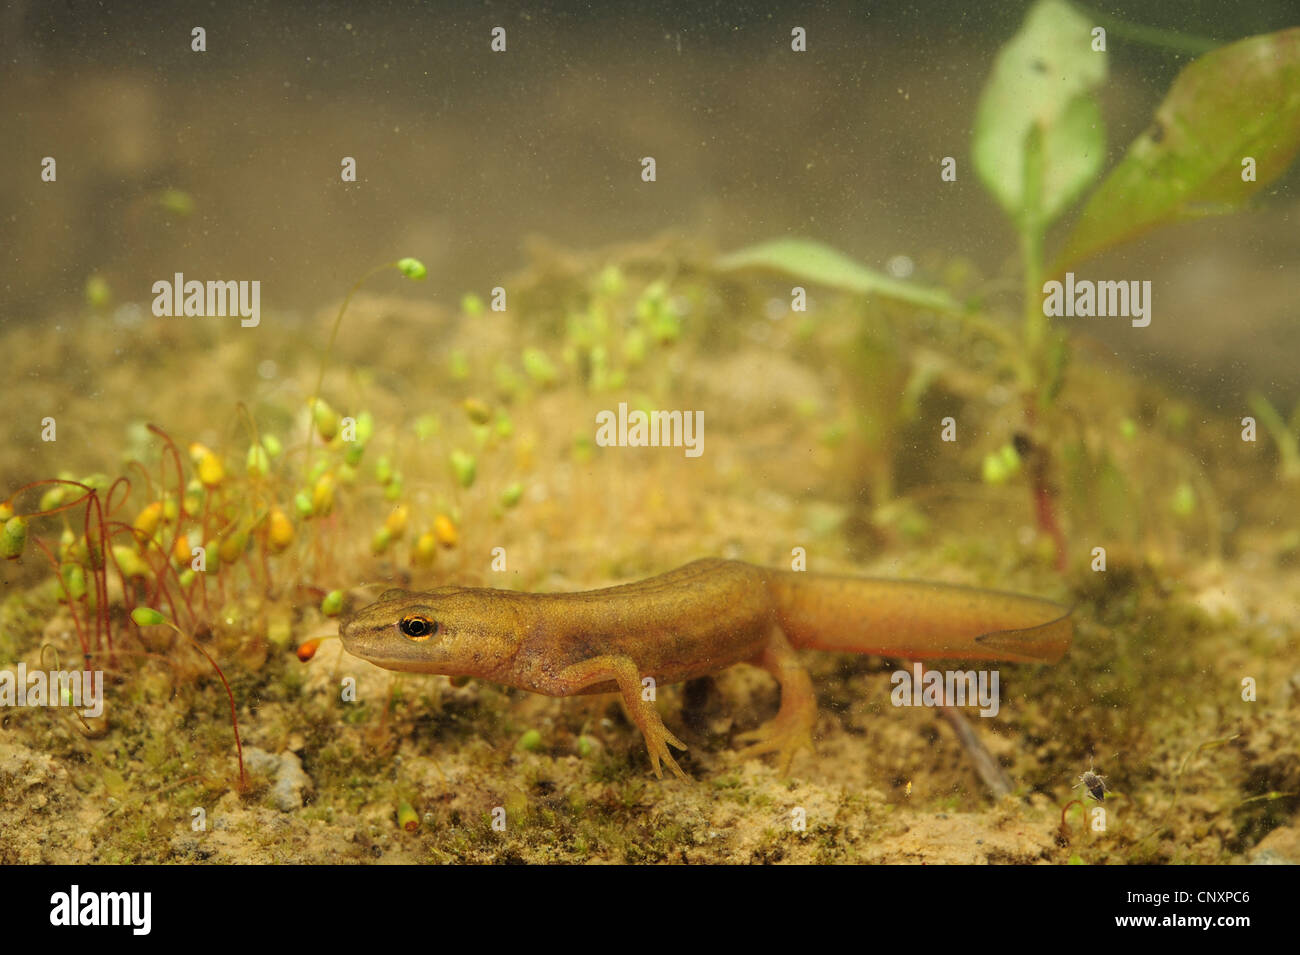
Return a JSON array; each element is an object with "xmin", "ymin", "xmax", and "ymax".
[
  {"xmin": 715, "ymin": 238, "xmax": 961, "ymax": 313},
  {"xmin": 1057, "ymin": 27, "xmax": 1300, "ymax": 268},
  {"xmin": 972, "ymin": 0, "xmax": 1107, "ymax": 227}
]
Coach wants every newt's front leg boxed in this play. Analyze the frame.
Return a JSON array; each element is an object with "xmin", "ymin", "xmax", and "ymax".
[{"xmin": 554, "ymin": 655, "xmax": 689, "ymax": 780}]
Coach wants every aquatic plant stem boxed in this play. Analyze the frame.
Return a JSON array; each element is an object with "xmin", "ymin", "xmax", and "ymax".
[
  {"xmin": 1019, "ymin": 124, "xmax": 1047, "ymax": 382},
  {"xmin": 304, "ymin": 262, "xmax": 400, "ymax": 480},
  {"xmin": 147, "ymin": 616, "xmax": 247, "ymax": 791},
  {"xmin": 32, "ymin": 537, "xmax": 90, "ymax": 658}
]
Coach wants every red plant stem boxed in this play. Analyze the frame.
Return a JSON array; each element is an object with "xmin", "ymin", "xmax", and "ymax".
[
  {"xmin": 1060, "ymin": 798, "xmax": 1086, "ymax": 834},
  {"xmin": 147, "ymin": 424, "xmax": 189, "ymax": 587},
  {"xmin": 84, "ymin": 490, "xmax": 112, "ymax": 653},
  {"xmin": 1021, "ymin": 406, "xmax": 1068, "ymax": 573},
  {"xmin": 31, "ymin": 536, "xmax": 90, "ymax": 658},
  {"xmin": 183, "ymin": 637, "xmax": 247, "ymax": 790},
  {"xmin": 1032, "ymin": 472, "xmax": 1068, "ymax": 572}
]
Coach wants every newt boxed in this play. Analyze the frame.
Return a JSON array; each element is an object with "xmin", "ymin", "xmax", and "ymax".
[{"xmin": 338, "ymin": 558, "xmax": 1072, "ymax": 779}]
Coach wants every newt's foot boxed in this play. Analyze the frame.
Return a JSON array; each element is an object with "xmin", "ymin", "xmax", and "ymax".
[
  {"xmin": 734, "ymin": 710, "xmax": 814, "ymax": 775},
  {"xmin": 640, "ymin": 718, "xmax": 689, "ymax": 780}
]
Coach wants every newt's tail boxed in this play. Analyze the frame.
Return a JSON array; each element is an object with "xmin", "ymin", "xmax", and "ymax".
[{"xmin": 766, "ymin": 570, "xmax": 1072, "ymax": 664}]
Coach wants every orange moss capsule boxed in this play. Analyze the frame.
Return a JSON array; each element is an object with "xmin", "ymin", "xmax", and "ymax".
[
  {"xmin": 433, "ymin": 513, "xmax": 458, "ymax": 548},
  {"xmin": 133, "ymin": 501, "xmax": 164, "ymax": 538},
  {"xmin": 384, "ymin": 504, "xmax": 409, "ymax": 539},
  {"xmin": 296, "ymin": 639, "xmax": 321, "ymax": 662},
  {"xmin": 412, "ymin": 531, "xmax": 437, "ymax": 567},
  {"xmin": 172, "ymin": 534, "xmax": 190, "ymax": 564},
  {"xmin": 197, "ymin": 452, "xmax": 225, "ymax": 488},
  {"xmin": 312, "ymin": 473, "xmax": 336, "ymax": 517},
  {"xmin": 267, "ymin": 508, "xmax": 295, "ymax": 553}
]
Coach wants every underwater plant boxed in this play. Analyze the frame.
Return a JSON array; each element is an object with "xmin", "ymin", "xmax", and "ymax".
[
  {"xmin": 717, "ymin": 1, "xmax": 1300, "ymax": 569},
  {"xmin": 0, "ymin": 255, "xmax": 543, "ymax": 792}
]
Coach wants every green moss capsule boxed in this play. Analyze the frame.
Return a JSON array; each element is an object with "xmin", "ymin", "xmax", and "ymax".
[
  {"xmin": 321, "ymin": 590, "xmax": 344, "ymax": 617},
  {"xmin": 61, "ymin": 564, "xmax": 87, "ymax": 600},
  {"xmin": 522, "ymin": 348, "xmax": 558, "ymax": 386},
  {"xmin": 449, "ymin": 450, "xmax": 477, "ymax": 489},
  {"xmin": 500, "ymin": 482, "xmax": 523, "ymax": 509},
  {"xmin": 2, "ymin": 516, "xmax": 29, "ymax": 560},
  {"xmin": 397, "ymin": 257, "xmax": 427, "ymax": 280},
  {"xmin": 131, "ymin": 607, "xmax": 167, "ymax": 627},
  {"xmin": 261, "ymin": 433, "xmax": 284, "ymax": 459},
  {"xmin": 397, "ymin": 800, "xmax": 420, "ymax": 831},
  {"xmin": 247, "ymin": 444, "xmax": 271, "ymax": 477}
]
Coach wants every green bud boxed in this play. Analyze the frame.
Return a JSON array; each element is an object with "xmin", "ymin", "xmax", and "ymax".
[
  {"xmin": 321, "ymin": 590, "xmax": 344, "ymax": 617},
  {"xmin": 85, "ymin": 274, "xmax": 112, "ymax": 308},
  {"xmin": 413, "ymin": 414, "xmax": 440, "ymax": 441},
  {"xmin": 597, "ymin": 264, "xmax": 624, "ymax": 297},
  {"xmin": 158, "ymin": 188, "xmax": 195, "ymax": 217},
  {"xmin": 1171, "ymin": 483, "xmax": 1196, "ymax": 518},
  {"xmin": 397, "ymin": 257, "xmax": 427, "ymax": 280},
  {"xmin": 449, "ymin": 450, "xmax": 477, "ymax": 489},
  {"xmin": 500, "ymin": 482, "xmax": 523, "ymax": 509},
  {"xmin": 982, "ymin": 452, "xmax": 1009, "ymax": 485},
  {"xmin": 522, "ymin": 348, "xmax": 558, "ymax": 386},
  {"xmin": 39, "ymin": 486, "xmax": 68, "ymax": 513},
  {"xmin": 131, "ymin": 607, "xmax": 167, "ymax": 627},
  {"xmin": 247, "ymin": 444, "xmax": 271, "ymax": 477},
  {"xmin": 2, "ymin": 516, "xmax": 28, "ymax": 560},
  {"xmin": 355, "ymin": 411, "xmax": 375, "ymax": 445},
  {"xmin": 62, "ymin": 564, "xmax": 87, "ymax": 600},
  {"xmin": 449, "ymin": 350, "xmax": 470, "ymax": 381}
]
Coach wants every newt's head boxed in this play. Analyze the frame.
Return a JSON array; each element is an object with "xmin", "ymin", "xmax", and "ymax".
[{"xmin": 339, "ymin": 586, "xmax": 523, "ymax": 679}]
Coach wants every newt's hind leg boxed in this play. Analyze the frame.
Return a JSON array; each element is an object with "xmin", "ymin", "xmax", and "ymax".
[{"xmin": 733, "ymin": 624, "xmax": 816, "ymax": 774}]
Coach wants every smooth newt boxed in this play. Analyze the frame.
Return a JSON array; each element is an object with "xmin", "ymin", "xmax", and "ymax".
[{"xmin": 339, "ymin": 558, "xmax": 1072, "ymax": 779}]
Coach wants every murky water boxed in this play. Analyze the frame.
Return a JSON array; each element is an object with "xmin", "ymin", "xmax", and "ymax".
[{"xmin": 1, "ymin": 2, "xmax": 1297, "ymax": 870}]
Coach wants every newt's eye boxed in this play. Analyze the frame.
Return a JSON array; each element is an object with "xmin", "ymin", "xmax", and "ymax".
[{"xmin": 399, "ymin": 615, "xmax": 438, "ymax": 640}]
